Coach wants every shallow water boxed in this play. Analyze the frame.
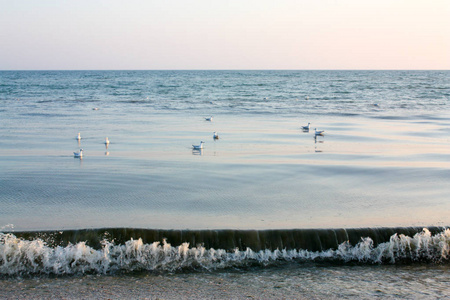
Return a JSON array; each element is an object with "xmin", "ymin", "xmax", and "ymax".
[{"xmin": 1, "ymin": 110, "xmax": 449, "ymax": 230}]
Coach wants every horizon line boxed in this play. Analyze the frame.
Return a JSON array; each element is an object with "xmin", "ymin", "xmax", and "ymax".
[{"xmin": 1, "ymin": 69, "xmax": 449, "ymax": 72}]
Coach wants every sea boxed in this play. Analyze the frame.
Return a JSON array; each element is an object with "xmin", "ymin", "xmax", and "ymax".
[{"xmin": 0, "ymin": 70, "xmax": 449, "ymax": 299}]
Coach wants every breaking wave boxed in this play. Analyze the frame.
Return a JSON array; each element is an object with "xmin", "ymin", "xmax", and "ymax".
[{"xmin": 1, "ymin": 228, "xmax": 449, "ymax": 276}]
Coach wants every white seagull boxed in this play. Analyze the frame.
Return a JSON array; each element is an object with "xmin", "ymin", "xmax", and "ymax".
[
  {"xmin": 73, "ymin": 149, "xmax": 83, "ymax": 158},
  {"xmin": 76, "ymin": 133, "xmax": 81, "ymax": 140},
  {"xmin": 315, "ymin": 128, "xmax": 325, "ymax": 136},
  {"xmin": 192, "ymin": 141, "xmax": 204, "ymax": 150},
  {"xmin": 302, "ymin": 123, "xmax": 310, "ymax": 130},
  {"xmin": 104, "ymin": 137, "xmax": 110, "ymax": 145},
  {"xmin": 213, "ymin": 132, "xmax": 219, "ymax": 139},
  {"xmin": 205, "ymin": 116, "xmax": 213, "ymax": 121}
]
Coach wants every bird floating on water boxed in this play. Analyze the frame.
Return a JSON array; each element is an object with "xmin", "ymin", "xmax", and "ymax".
[
  {"xmin": 92, "ymin": 107, "xmax": 99, "ymax": 111},
  {"xmin": 192, "ymin": 141, "xmax": 204, "ymax": 150},
  {"xmin": 76, "ymin": 133, "xmax": 81, "ymax": 140},
  {"xmin": 205, "ymin": 116, "xmax": 213, "ymax": 121},
  {"xmin": 302, "ymin": 123, "xmax": 310, "ymax": 130},
  {"xmin": 104, "ymin": 137, "xmax": 110, "ymax": 145},
  {"xmin": 213, "ymin": 132, "xmax": 219, "ymax": 140},
  {"xmin": 315, "ymin": 128, "xmax": 325, "ymax": 136},
  {"xmin": 73, "ymin": 149, "xmax": 83, "ymax": 158}
]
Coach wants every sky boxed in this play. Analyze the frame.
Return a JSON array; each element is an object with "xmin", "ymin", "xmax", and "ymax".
[{"xmin": 0, "ymin": 0, "xmax": 449, "ymax": 70}]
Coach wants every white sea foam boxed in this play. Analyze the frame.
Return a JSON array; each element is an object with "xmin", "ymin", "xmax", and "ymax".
[{"xmin": 1, "ymin": 228, "xmax": 448, "ymax": 276}]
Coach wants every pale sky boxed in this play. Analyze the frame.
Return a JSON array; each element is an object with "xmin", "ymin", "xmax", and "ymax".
[{"xmin": 0, "ymin": 0, "xmax": 449, "ymax": 70}]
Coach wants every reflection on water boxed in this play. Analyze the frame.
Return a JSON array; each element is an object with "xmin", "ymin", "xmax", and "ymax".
[
  {"xmin": 192, "ymin": 149, "xmax": 203, "ymax": 156},
  {"xmin": 314, "ymin": 134, "xmax": 324, "ymax": 153},
  {"xmin": 0, "ymin": 71, "xmax": 449, "ymax": 231},
  {"xmin": 1, "ymin": 112, "xmax": 449, "ymax": 231}
]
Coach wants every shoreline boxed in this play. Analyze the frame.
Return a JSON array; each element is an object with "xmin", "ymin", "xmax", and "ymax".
[
  {"xmin": 0, "ymin": 273, "xmax": 310, "ymax": 300},
  {"xmin": 2, "ymin": 263, "xmax": 449, "ymax": 299}
]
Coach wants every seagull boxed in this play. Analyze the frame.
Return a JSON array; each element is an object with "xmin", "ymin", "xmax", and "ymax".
[
  {"xmin": 315, "ymin": 128, "xmax": 325, "ymax": 136},
  {"xmin": 302, "ymin": 123, "xmax": 310, "ymax": 130},
  {"xmin": 76, "ymin": 133, "xmax": 81, "ymax": 140},
  {"xmin": 192, "ymin": 141, "xmax": 204, "ymax": 150},
  {"xmin": 73, "ymin": 149, "xmax": 83, "ymax": 158},
  {"xmin": 205, "ymin": 116, "xmax": 213, "ymax": 121},
  {"xmin": 104, "ymin": 137, "xmax": 110, "ymax": 145},
  {"xmin": 213, "ymin": 132, "xmax": 219, "ymax": 140}
]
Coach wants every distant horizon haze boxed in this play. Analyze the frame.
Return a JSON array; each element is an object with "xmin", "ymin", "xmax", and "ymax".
[{"xmin": 1, "ymin": 0, "xmax": 449, "ymax": 70}]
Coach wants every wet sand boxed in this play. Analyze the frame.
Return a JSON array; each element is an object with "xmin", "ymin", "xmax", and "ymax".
[
  {"xmin": 2, "ymin": 263, "xmax": 449, "ymax": 299},
  {"xmin": 0, "ymin": 273, "xmax": 311, "ymax": 300}
]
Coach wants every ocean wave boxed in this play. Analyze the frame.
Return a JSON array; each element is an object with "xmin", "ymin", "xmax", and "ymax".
[{"xmin": 1, "ymin": 228, "xmax": 448, "ymax": 276}]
